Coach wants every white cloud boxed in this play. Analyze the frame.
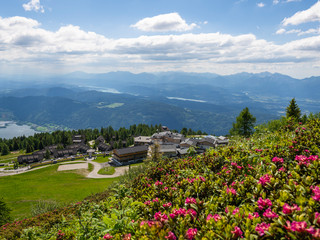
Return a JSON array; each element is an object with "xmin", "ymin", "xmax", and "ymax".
[
  {"xmin": 257, "ymin": 2, "xmax": 266, "ymax": 7},
  {"xmin": 0, "ymin": 16, "xmax": 319, "ymax": 78},
  {"xmin": 276, "ymin": 28, "xmax": 286, "ymax": 34},
  {"xmin": 273, "ymin": 0, "xmax": 280, "ymax": 5},
  {"xmin": 130, "ymin": 13, "xmax": 197, "ymax": 32},
  {"xmin": 298, "ymin": 27, "xmax": 320, "ymax": 36},
  {"xmin": 282, "ymin": 1, "xmax": 320, "ymax": 26},
  {"xmin": 23, "ymin": 0, "xmax": 44, "ymax": 13}
]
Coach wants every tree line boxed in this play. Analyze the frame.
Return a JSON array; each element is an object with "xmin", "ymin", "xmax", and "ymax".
[{"xmin": 0, "ymin": 124, "xmax": 206, "ymax": 156}]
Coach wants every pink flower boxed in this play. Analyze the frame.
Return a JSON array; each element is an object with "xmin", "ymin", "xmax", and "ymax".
[
  {"xmin": 163, "ymin": 202, "xmax": 172, "ymax": 208},
  {"xmin": 225, "ymin": 207, "xmax": 229, "ymax": 213},
  {"xmin": 185, "ymin": 197, "xmax": 197, "ymax": 205},
  {"xmin": 272, "ymin": 157, "xmax": 284, "ymax": 163},
  {"xmin": 187, "ymin": 209, "xmax": 197, "ymax": 218},
  {"xmin": 255, "ymin": 222, "xmax": 270, "ymax": 236},
  {"xmin": 172, "ymin": 208, "xmax": 187, "ymax": 217},
  {"xmin": 311, "ymin": 186, "xmax": 320, "ymax": 201},
  {"xmin": 186, "ymin": 228, "xmax": 198, "ymax": 240},
  {"xmin": 257, "ymin": 197, "xmax": 272, "ymax": 210},
  {"xmin": 232, "ymin": 208, "xmax": 239, "ymax": 215},
  {"xmin": 226, "ymin": 187, "xmax": 237, "ymax": 195},
  {"xmin": 155, "ymin": 180, "xmax": 163, "ymax": 186},
  {"xmin": 152, "ymin": 198, "xmax": 159, "ymax": 202},
  {"xmin": 315, "ymin": 212, "xmax": 320, "ymax": 224},
  {"xmin": 207, "ymin": 214, "xmax": 222, "ymax": 222},
  {"xmin": 312, "ymin": 229, "xmax": 320, "ymax": 238},
  {"xmin": 263, "ymin": 208, "xmax": 279, "ymax": 219},
  {"xmin": 231, "ymin": 226, "xmax": 243, "ymax": 238},
  {"xmin": 199, "ymin": 176, "xmax": 206, "ymax": 182},
  {"xmin": 248, "ymin": 212, "xmax": 259, "ymax": 219},
  {"xmin": 285, "ymin": 221, "xmax": 313, "ymax": 233},
  {"xmin": 165, "ymin": 232, "xmax": 177, "ymax": 240},
  {"xmin": 279, "ymin": 167, "xmax": 286, "ymax": 172},
  {"xmin": 282, "ymin": 203, "xmax": 301, "ymax": 214},
  {"xmin": 154, "ymin": 211, "xmax": 168, "ymax": 223},
  {"xmin": 103, "ymin": 233, "xmax": 113, "ymax": 239},
  {"xmin": 122, "ymin": 233, "xmax": 131, "ymax": 240},
  {"xmin": 258, "ymin": 174, "xmax": 272, "ymax": 186}
]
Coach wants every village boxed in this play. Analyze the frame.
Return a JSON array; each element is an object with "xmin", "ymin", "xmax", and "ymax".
[{"xmin": 16, "ymin": 126, "xmax": 229, "ymax": 167}]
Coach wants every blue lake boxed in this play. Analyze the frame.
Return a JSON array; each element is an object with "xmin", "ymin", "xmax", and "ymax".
[{"xmin": 0, "ymin": 121, "xmax": 39, "ymax": 139}]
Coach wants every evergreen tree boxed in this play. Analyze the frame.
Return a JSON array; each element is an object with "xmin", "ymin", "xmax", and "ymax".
[
  {"xmin": 1, "ymin": 143, "xmax": 9, "ymax": 156},
  {"xmin": 0, "ymin": 199, "xmax": 11, "ymax": 226},
  {"xmin": 286, "ymin": 98, "xmax": 301, "ymax": 120},
  {"xmin": 230, "ymin": 107, "xmax": 256, "ymax": 137},
  {"xmin": 45, "ymin": 149, "xmax": 51, "ymax": 160}
]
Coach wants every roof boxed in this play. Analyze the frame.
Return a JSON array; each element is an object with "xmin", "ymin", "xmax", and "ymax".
[
  {"xmin": 114, "ymin": 145, "xmax": 148, "ymax": 156},
  {"xmin": 198, "ymin": 137, "xmax": 216, "ymax": 144},
  {"xmin": 177, "ymin": 148, "xmax": 189, "ymax": 155},
  {"xmin": 134, "ymin": 136, "xmax": 152, "ymax": 143},
  {"xmin": 159, "ymin": 144, "xmax": 177, "ymax": 153}
]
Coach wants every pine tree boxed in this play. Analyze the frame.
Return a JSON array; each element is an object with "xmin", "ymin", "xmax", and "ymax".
[
  {"xmin": 230, "ymin": 107, "xmax": 256, "ymax": 137},
  {"xmin": 286, "ymin": 98, "xmax": 301, "ymax": 120},
  {"xmin": 1, "ymin": 143, "xmax": 9, "ymax": 156}
]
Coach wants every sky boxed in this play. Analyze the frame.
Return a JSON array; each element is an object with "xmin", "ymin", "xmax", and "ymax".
[{"xmin": 0, "ymin": 0, "xmax": 319, "ymax": 78}]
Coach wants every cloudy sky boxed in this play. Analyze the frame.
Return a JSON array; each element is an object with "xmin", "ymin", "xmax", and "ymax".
[{"xmin": 0, "ymin": 0, "xmax": 319, "ymax": 78}]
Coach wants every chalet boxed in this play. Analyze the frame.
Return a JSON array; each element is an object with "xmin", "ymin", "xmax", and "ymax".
[
  {"xmin": 72, "ymin": 135, "xmax": 85, "ymax": 144},
  {"xmin": 97, "ymin": 142, "xmax": 112, "ymax": 152},
  {"xmin": 180, "ymin": 138, "xmax": 198, "ymax": 148},
  {"xmin": 96, "ymin": 136, "xmax": 105, "ymax": 144},
  {"xmin": 151, "ymin": 131, "xmax": 185, "ymax": 144},
  {"xmin": 113, "ymin": 145, "xmax": 148, "ymax": 164},
  {"xmin": 18, "ymin": 154, "xmax": 43, "ymax": 164},
  {"xmin": 159, "ymin": 144, "xmax": 177, "ymax": 158},
  {"xmin": 53, "ymin": 149, "xmax": 77, "ymax": 158},
  {"xmin": 134, "ymin": 136, "xmax": 152, "ymax": 146},
  {"xmin": 66, "ymin": 143, "xmax": 90, "ymax": 153},
  {"xmin": 215, "ymin": 139, "xmax": 229, "ymax": 147},
  {"xmin": 197, "ymin": 137, "xmax": 216, "ymax": 149}
]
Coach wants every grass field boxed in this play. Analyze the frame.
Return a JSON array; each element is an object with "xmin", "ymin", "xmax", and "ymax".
[
  {"xmin": 98, "ymin": 166, "xmax": 115, "ymax": 175},
  {"xmin": 0, "ymin": 152, "xmax": 23, "ymax": 164},
  {"xmin": 93, "ymin": 156, "xmax": 111, "ymax": 163},
  {"xmin": 0, "ymin": 165, "xmax": 118, "ymax": 220}
]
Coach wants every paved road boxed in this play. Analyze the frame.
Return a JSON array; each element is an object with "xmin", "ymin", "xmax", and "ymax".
[
  {"xmin": 0, "ymin": 159, "xmax": 129, "ymax": 179},
  {"xmin": 86, "ymin": 160, "xmax": 129, "ymax": 179}
]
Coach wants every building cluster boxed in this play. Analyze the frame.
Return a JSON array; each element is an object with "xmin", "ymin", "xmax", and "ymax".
[
  {"xmin": 111, "ymin": 126, "xmax": 229, "ymax": 166},
  {"xmin": 17, "ymin": 135, "xmax": 91, "ymax": 165},
  {"xmin": 17, "ymin": 127, "xmax": 229, "ymax": 166}
]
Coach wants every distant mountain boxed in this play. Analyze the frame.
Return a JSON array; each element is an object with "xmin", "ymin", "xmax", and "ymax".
[{"xmin": 0, "ymin": 71, "xmax": 319, "ymax": 135}]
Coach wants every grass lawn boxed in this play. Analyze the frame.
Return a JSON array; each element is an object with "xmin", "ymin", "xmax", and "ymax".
[
  {"xmin": 0, "ymin": 152, "xmax": 23, "ymax": 164},
  {"xmin": 98, "ymin": 166, "xmax": 115, "ymax": 175},
  {"xmin": 0, "ymin": 165, "xmax": 118, "ymax": 220},
  {"xmin": 93, "ymin": 156, "xmax": 111, "ymax": 163}
]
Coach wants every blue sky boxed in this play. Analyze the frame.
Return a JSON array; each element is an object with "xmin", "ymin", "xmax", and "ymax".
[{"xmin": 0, "ymin": 0, "xmax": 319, "ymax": 78}]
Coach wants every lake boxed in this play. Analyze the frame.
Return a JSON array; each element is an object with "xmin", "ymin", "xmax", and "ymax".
[{"xmin": 0, "ymin": 121, "xmax": 39, "ymax": 139}]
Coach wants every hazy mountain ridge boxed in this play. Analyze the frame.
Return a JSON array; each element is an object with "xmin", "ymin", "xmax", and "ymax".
[{"xmin": 0, "ymin": 71, "xmax": 318, "ymax": 135}]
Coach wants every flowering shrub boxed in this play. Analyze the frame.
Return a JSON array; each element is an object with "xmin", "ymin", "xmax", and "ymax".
[{"xmin": 1, "ymin": 118, "xmax": 320, "ymax": 239}]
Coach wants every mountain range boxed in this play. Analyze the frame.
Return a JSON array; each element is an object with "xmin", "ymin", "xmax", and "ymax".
[{"xmin": 0, "ymin": 71, "xmax": 319, "ymax": 135}]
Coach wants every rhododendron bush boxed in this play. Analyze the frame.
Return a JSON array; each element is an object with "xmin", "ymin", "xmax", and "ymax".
[{"xmin": 1, "ymin": 119, "xmax": 320, "ymax": 239}]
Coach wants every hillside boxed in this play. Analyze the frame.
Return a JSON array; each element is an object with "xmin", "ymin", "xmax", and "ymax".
[
  {"xmin": 1, "ymin": 118, "xmax": 319, "ymax": 239},
  {"xmin": 0, "ymin": 88, "xmax": 276, "ymax": 135}
]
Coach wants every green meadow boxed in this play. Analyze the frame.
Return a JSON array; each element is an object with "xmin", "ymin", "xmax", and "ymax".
[{"xmin": 0, "ymin": 165, "xmax": 117, "ymax": 220}]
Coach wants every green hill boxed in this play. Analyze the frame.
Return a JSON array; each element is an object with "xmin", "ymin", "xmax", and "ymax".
[{"xmin": 1, "ymin": 117, "xmax": 319, "ymax": 239}]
